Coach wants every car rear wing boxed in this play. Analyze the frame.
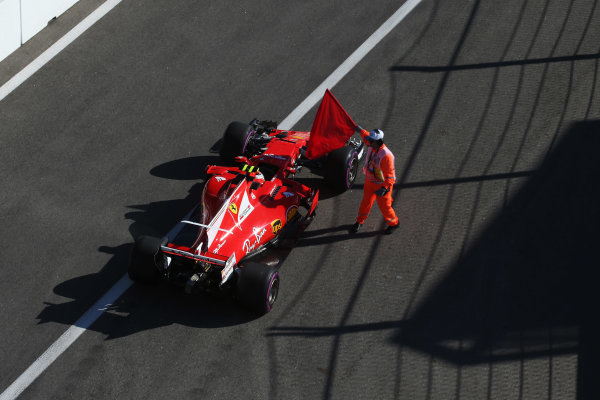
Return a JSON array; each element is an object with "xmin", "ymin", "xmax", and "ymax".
[
  {"xmin": 161, "ymin": 245, "xmax": 227, "ymax": 266},
  {"xmin": 162, "ymin": 219, "xmax": 234, "ymax": 266}
]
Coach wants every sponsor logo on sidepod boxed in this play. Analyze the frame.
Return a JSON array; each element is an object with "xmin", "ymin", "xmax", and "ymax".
[
  {"xmin": 243, "ymin": 227, "xmax": 267, "ymax": 254},
  {"xmin": 271, "ymin": 219, "xmax": 282, "ymax": 235}
]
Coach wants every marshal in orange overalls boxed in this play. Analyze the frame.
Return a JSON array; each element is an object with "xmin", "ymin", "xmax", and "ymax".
[{"xmin": 356, "ymin": 129, "xmax": 399, "ymax": 227}]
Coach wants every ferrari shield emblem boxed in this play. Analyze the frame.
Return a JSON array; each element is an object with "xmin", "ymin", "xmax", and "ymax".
[{"xmin": 229, "ymin": 203, "xmax": 238, "ymax": 214}]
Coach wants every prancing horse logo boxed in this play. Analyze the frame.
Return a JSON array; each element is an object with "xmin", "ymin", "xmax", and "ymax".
[{"xmin": 229, "ymin": 203, "xmax": 238, "ymax": 214}]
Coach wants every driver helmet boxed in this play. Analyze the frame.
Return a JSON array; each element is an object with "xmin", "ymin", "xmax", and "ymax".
[{"xmin": 367, "ymin": 129, "xmax": 384, "ymax": 142}]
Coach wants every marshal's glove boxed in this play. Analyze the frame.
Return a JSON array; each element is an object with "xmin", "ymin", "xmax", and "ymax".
[{"xmin": 375, "ymin": 187, "xmax": 389, "ymax": 197}]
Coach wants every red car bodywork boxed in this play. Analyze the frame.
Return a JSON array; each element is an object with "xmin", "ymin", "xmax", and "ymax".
[{"xmin": 161, "ymin": 129, "xmax": 318, "ymax": 286}]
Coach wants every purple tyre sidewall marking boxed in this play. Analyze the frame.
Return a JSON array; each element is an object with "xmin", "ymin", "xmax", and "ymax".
[
  {"xmin": 241, "ymin": 129, "xmax": 254, "ymax": 154},
  {"xmin": 346, "ymin": 151, "xmax": 358, "ymax": 188},
  {"xmin": 265, "ymin": 271, "xmax": 280, "ymax": 311}
]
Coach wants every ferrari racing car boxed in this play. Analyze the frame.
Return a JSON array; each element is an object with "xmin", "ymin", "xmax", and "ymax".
[{"xmin": 128, "ymin": 119, "xmax": 365, "ymax": 314}]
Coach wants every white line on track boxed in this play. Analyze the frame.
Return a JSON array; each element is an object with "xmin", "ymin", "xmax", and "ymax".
[
  {"xmin": 279, "ymin": 0, "xmax": 422, "ymax": 130},
  {"xmin": 0, "ymin": 0, "xmax": 421, "ymax": 398},
  {"xmin": 0, "ymin": 0, "xmax": 123, "ymax": 103},
  {"xmin": 0, "ymin": 276, "xmax": 132, "ymax": 400}
]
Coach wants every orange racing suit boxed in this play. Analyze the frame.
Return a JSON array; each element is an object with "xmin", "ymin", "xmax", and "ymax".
[{"xmin": 356, "ymin": 129, "xmax": 398, "ymax": 226}]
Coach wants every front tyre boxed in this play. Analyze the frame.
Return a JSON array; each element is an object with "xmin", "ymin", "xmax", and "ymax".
[
  {"xmin": 325, "ymin": 145, "xmax": 359, "ymax": 192},
  {"xmin": 236, "ymin": 262, "xmax": 280, "ymax": 314},
  {"xmin": 219, "ymin": 121, "xmax": 254, "ymax": 163},
  {"xmin": 128, "ymin": 236, "xmax": 163, "ymax": 283}
]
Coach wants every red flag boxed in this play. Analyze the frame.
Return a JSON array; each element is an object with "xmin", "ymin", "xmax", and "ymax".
[{"xmin": 305, "ymin": 89, "xmax": 356, "ymax": 159}]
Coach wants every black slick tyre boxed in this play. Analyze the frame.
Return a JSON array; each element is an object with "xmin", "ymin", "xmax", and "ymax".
[
  {"xmin": 219, "ymin": 121, "xmax": 254, "ymax": 163},
  {"xmin": 325, "ymin": 145, "xmax": 359, "ymax": 192},
  {"xmin": 128, "ymin": 236, "xmax": 163, "ymax": 283},
  {"xmin": 236, "ymin": 262, "xmax": 280, "ymax": 314}
]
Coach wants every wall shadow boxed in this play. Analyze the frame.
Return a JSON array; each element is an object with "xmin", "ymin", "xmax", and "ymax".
[
  {"xmin": 394, "ymin": 120, "xmax": 600, "ymax": 399},
  {"xmin": 389, "ymin": 52, "xmax": 600, "ymax": 73}
]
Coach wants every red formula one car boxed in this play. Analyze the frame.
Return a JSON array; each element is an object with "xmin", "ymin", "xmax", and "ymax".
[{"xmin": 128, "ymin": 118, "xmax": 365, "ymax": 314}]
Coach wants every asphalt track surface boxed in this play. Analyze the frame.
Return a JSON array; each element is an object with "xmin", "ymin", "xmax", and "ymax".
[{"xmin": 1, "ymin": 0, "xmax": 600, "ymax": 399}]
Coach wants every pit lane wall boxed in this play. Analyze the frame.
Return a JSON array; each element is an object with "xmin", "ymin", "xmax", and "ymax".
[{"xmin": 0, "ymin": 0, "xmax": 78, "ymax": 62}]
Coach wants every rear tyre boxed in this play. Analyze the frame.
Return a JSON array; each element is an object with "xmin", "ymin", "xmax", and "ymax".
[
  {"xmin": 128, "ymin": 236, "xmax": 163, "ymax": 283},
  {"xmin": 219, "ymin": 121, "xmax": 254, "ymax": 163},
  {"xmin": 325, "ymin": 145, "xmax": 359, "ymax": 192},
  {"xmin": 236, "ymin": 262, "xmax": 280, "ymax": 314}
]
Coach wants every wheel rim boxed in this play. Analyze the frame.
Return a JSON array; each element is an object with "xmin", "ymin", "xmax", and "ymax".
[{"xmin": 348, "ymin": 157, "xmax": 358, "ymax": 186}]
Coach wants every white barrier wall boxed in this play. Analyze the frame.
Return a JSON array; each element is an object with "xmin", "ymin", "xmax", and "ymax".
[
  {"xmin": 0, "ymin": 0, "xmax": 79, "ymax": 62},
  {"xmin": 0, "ymin": 0, "xmax": 21, "ymax": 61},
  {"xmin": 21, "ymin": 0, "xmax": 78, "ymax": 42}
]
